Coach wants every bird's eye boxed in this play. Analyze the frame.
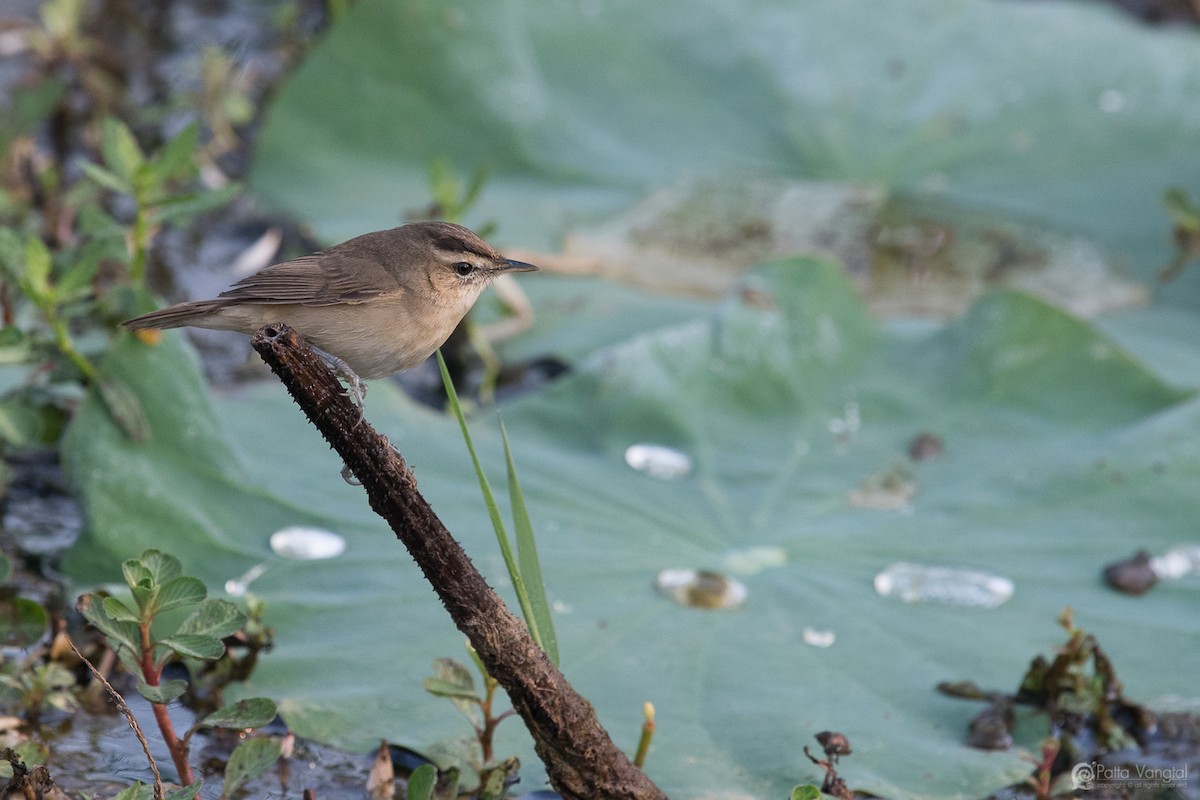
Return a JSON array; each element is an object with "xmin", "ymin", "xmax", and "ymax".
[{"xmin": 452, "ymin": 261, "xmax": 475, "ymax": 277}]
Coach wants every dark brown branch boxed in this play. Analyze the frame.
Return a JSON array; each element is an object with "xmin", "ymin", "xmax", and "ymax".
[{"xmin": 250, "ymin": 324, "xmax": 667, "ymax": 800}]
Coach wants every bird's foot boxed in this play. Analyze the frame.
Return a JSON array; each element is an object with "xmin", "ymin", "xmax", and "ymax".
[{"xmin": 313, "ymin": 346, "xmax": 368, "ymax": 419}]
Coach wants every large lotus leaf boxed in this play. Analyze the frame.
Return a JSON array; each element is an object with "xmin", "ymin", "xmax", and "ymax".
[
  {"xmin": 251, "ymin": 0, "xmax": 1200, "ymax": 282},
  {"xmin": 62, "ymin": 260, "xmax": 1199, "ymax": 798}
]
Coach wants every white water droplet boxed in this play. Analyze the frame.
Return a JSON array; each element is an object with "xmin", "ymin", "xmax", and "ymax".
[
  {"xmin": 269, "ymin": 526, "xmax": 346, "ymax": 560},
  {"xmin": 225, "ymin": 562, "xmax": 268, "ymax": 596},
  {"xmin": 1150, "ymin": 545, "xmax": 1200, "ymax": 580},
  {"xmin": 625, "ymin": 444, "xmax": 692, "ymax": 481},
  {"xmin": 802, "ymin": 627, "xmax": 836, "ymax": 648},
  {"xmin": 874, "ymin": 562, "xmax": 1013, "ymax": 609},
  {"xmin": 656, "ymin": 568, "xmax": 746, "ymax": 610}
]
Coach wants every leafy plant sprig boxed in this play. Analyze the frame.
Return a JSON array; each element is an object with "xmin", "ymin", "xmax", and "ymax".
[
  {"xmin": 424, "ymin": 644, "xmax": 516, "ymax": 768},
  {"xmin": 78, "ymin": 549, "xmax": 279, "ymax": 790},
  {"xmin": 0, "ymin": 116, "xmax": 239, "ymax": 448},
  {"xmin": 81, "ymin": 118, "xmax": 240, "ymax": 287}
]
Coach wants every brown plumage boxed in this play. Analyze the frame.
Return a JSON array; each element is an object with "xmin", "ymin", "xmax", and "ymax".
[{"xmin": 124, "ymin": 221, "xmax": 538, "ymax": 380}]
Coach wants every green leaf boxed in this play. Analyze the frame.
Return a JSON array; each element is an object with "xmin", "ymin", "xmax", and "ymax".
[
  {"xmin": 424, "ymin": 657, "xmax": 479, "ymax": 723},
  {"xmin": 136, "ymin": 677, "xmax": 188, "ymax": 705},
  {"xmin": 790, "ymin": 786, "xmax": 821, "ymax": 800},
  {"xmin": 155, "ymin": 576, "xmax": 207, "ymax": 613},
  {"xmin": 421, "ymin": 678, "xmax": 479, "ymax": 701},
  {"xmin": 165, "ymin": 780, "xmax": 204, "ymax": 800},
  {"xmin": 249, "ymin": 0, "xmax": 1200, "ymax": 291},
  {"xmin": 128, "ymin": 583, "xmax": 158, "ymax": 616},
  {"xmin": 0, "ymin": 78, "xmax": 65, "ymax": 152},
  {"xmin": 0, "ymin": 228, "xmax": 24, "ymax": 279},
  {"xmin": 56, "ymin": 246, "xmax": 102, "ymax": 296},
  {"xmin": 78, "ymin": 594, "xmax": 140, "ymax": 654},
  {"xmin": 201, "ymin": 698, "xmax": 279, "ymax": 730},
  {"xmin": 0, "ymin": 553, "xmax": 9, "ymax": 584},
  {"xmin": 138, "ymin": 548, "xmax": 183, "ymax": 584},
  {"xmin": 152, "ymin": 122, "xmax": 200, "ymax": 185},
  {"xmin": 121, "ymin": 557, "xmax": 154, "ymax": 589},
  {"xmin": 112, "ymin": 782, "xmax": 154, "ymax": 800},
  {"xmin": 148, "ymin": 183, "xmax": 241, "ymax": 224},
  {"xmin": 101, "ymin": 596, "xmax": 140, "ymax": 622},
  {"xmin": 79, "ymin": 161, "xmax": 132, "ymax": 196},
  {"xmin": 0, "ymin": 399, "xmax": 41, "ymax": 448},
  {"xmin": 61, "ymin": 261, "xmax": 1200, "ymax": 798},
  {"xmin": 21, "ymin": 235, "xmax": 52, "ymax": 303},
  {"xmin": 437, "ymin": 351, "xmax": 547, "ymax": 655},
  {"xmin": 500, "ymin": 416, "xmax": 558, "ymax": 666},
  {"xmin": 101, "ymin": 117, "xmax": 145, "ymax": 184},
  {"xmin": 160, "ymin": 633, "xmax": 225, "ymax": 661},
  {"xmin": 0, "ymin": 597, "xmax": 49, "ymax": 647},
  {"xmin": 177, "ymin": 598, "xmax": 245, "ymax": 639},
  {"xmin": 221, "ymin": 738, "xmax": 281, "ymax": 800},
  {"xmin": 406, "ymin": 764, "xmax": 437, "ymax": 800}
]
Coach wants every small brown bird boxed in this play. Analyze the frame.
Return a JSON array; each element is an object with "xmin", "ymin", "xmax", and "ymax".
[{"xmin": 123, "ymin": 221, "xmax": 538, "ymax": 394}]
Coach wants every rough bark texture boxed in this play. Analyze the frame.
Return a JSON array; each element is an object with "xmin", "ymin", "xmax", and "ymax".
[{"xmin": 250, "ymin": 324, "xmax": 667, "ymax": 800}]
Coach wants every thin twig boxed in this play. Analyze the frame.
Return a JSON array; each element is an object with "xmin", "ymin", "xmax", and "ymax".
[{"xmin": 68, "ymin": 635, "xmax": 166, "ymax": 800}]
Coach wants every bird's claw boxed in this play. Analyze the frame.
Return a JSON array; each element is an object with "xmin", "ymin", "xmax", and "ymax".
[{"xmin": 313, "ymin": 345, "xmax": 368, "ymax": 422}]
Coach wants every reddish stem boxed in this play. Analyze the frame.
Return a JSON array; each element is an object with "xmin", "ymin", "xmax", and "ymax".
[
  {"xmin": 478, "ymin": 680, "xmax": 498, "ymax": 764},
  {"xmin": 139, "ymin": 621, "xmax": 195, "ymax": 785}
]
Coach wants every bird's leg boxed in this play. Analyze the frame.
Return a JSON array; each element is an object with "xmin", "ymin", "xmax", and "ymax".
[{"xmin": 310, "ymin": 345, "xmax": 368, "ymax": 412}]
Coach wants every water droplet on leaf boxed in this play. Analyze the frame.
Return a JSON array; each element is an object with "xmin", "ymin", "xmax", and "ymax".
[
  {"xmin": 625, "ymin": 444, "xmax": 692, "ymax": 481},
  {"xmin": 1150, "ymin": 545, "xmax": 1200, "ymax": 580},
  {"xmin": 874, "ymin": 562, "xmax": 1013, "ymax": 609},
  {"xmin": 225, "ymin": 562, "xmax": 268, "ymax": 596},
  {"xmin": 269, "ymin": 526, "xmax": 346, "ymax": 560},
  {"xmin": 802, "ymin": 627, "xmax": 836, "ymax": 648}
]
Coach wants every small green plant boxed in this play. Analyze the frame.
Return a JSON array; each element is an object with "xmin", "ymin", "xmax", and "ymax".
[
  {"xmin": 429, "ymin": 358, "xmax": 560, "ymax": 796},
  {"xmin": 424, "ymin": 644, "xmax": 516, "ymax": 768},
  {"xmin": 0, "ymin": 116, "xmax": 238, "ymax": 450},
  {"xmin": 436, "ymin": 351, "xmax": 558, "ymax": 666},
  {"xmin": 633, "ymin": 702, "xmax": 656, "ymax": 769},
  {"xmin": 417, "ymin": 158, "xmax": 528, "ymax": 402},
  {"xmin": 940, "ymin": 610, "xmax": 1158, "ymax": 794},
  {"xmin": 80, "ymin": 117, "xmax": 240, "ymax": 288},
  {"xmin": 0, "ymin": 553, "xmax": 67, "ymax": 728},
  {"xmin": 1022, "ymin": 737, "xmax": 1061, "ymax": 800},
  {"xmin": 419, "ymin": 156, "xmax": 492, "ymax": 235},
  {"xmin": 0, "ymin": 662, "xmax": 77, "ymax": 726},
  {"xmin": 405, "ymin": 763, "xmax": 439, "ymax": 800},
  {"xmin": 78, "ymin": 549, "xmax": 279, "ymax": 789}
]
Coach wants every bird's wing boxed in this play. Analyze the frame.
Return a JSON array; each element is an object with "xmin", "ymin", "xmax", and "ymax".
[{"xmin": 217, "ymin": 253, "xmax": 403, "ymax": 306}]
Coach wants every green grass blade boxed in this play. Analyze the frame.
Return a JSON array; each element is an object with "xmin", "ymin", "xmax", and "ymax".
[
  {"xmin": 436, "ymin": 351, "xmax": 546, "ymax": 654},
  {"xmin": 499, "ymin": 415, "xmax": 559, "ymax": 666}
]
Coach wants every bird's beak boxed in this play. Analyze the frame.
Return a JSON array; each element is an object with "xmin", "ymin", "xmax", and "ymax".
[{"xmin": 497, "ymin": 259, "xmax": 540, "ymax": 273}]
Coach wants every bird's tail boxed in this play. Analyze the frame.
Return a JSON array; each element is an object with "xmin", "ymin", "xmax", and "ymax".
[{"xmin": 122, "ymin": 299, "xmax": 227, "ymax": 330}]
